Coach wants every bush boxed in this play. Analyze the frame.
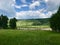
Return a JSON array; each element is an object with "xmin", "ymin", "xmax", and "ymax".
[{"xmin": 50, "ymin": 7, "xmax": 60, "ymax": 32}]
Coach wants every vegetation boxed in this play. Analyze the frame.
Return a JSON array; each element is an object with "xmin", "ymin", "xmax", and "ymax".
[
  {"xmin": 0, "ymin": 14, "xmax": 8, "ymax": 29},
  {"xmin": 17, "ymin": 18, "xmax": 49, "ymax": 27},
  {"xmin": 0, "ymin": 14, "xmax": 49, "ymax": 29},
  {"xmin": 0, "ymin": 30, "xmax": 59, "ymax": 45},
  {"xmin": 0, "ymin": 14, "xmax": 17, "ymax": 29},
  {"xmin": 50, "ymin": 7, "xmax": 60, "ymax": 32},
  {"xmin": 9, "ymin": 18, "xmax": 17, "ymax": 29}
]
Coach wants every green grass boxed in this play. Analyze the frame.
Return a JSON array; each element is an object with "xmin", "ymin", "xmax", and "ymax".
[
  {"xmin": 16, "ymin": 20, "xmax": 50, "ymax": 28},
  {"xmin": 17, "ymin": 20, "xmax": 33, "ymax": 27},
  {"xmin": 0, "ymin": 29, "xmax": 60, "ymax": 45}
]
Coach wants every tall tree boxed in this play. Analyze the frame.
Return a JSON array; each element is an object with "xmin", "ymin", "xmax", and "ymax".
[
  {"xmin": 0, "ymin": 14, "xmax": 8, "ymax": 28},
  {"xmin": 9, "ymin": 18, "xmax": 17, "ymax": 29},
  {"xmin": 2, "ymin": 16, "xmax": 8, "ymax": 28},
  {"xmin": 50, "ymin": 6, "xmax": 60, "ymax": 32},
  {"xmin": 0, "ymin": 16, "xmax": 2, "ymax": 28}
]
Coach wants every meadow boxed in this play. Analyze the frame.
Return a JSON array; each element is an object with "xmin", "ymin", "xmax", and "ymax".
[
  {"xmin": 0, "ymin": 30, "xmax": 60, "ymax": 45},
  {"xmin": 16, "ymin": 19, "xmax": 50, "ymax": 28},
  {"xmin": 0, "ymin": 19, "xmax": 58, "ymax": 45},
  {"xmin": 16, "ymin": 19, "xmax": 51, "ymax": 30}
]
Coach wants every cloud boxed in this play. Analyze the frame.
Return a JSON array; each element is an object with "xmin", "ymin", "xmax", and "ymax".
[
  {"xmin": 15, "ymin": 0, "xmax": 60, "ymax": 19},
  {"xmin": 0, "ymin": 0, "xmax": 60, "ymax": 19},
  {"xmin": 14, "ymin": 5, "xmax": 21, "ymax": 9},
  {"xmin": 45, "ymin": 0, "xmax": 48, "ymax": 2},
  {"xmin": 45, "ymin": 0, "xmax": 60, "ymax": 11},
  {"xmin": 29, "ymin": 1, "xmax": 40, "ymax": 9},
  {"xmin": 14, "ymin": 4, "xmax": 28, "ymax": 9},
  {"xmin": 16, "ymin": 9, "xmax": 53, "ymax": 19},
  {"xmin": 21, "ymin": 0, "xmax": 26, "ymax": 3},
  {"xmin": 0, "ymin": 0, "xmax": 16, "ymax": 17}
]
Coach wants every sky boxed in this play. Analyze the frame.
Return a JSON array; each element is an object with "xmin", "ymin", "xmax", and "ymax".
[{"xmin": 0, "ymin": 0, "xmax": 60, "ymax": 19}]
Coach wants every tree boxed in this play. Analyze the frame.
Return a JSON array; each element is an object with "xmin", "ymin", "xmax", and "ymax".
[
  {"xmin": 9, "ymin": 18, "xmax": 17, "ymax": 29},
  {"xmin": 0, "ymin": 14, "xmax": 8, "ymax": 29},
  {"xmin": 50, "ymin": 6, "xmax": 60, "ymax": 32},
  {"xmin": 0, "ymin": 16, "xmax": 2, "ymax": 28}
]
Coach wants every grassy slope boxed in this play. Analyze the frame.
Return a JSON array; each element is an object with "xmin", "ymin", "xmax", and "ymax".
[
  {"xmin": 0, "ymin": 30, "xmax": 60, "ymax": 45},
  {"xmin": 16, "ymin": 19, "xmax": 50, "ymax": 28},
  {"xmin": 17, "ymin": 20, "xmax": 33, "ymax": 27}
]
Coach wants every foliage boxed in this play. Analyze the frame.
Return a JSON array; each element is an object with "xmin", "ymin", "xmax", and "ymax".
[
  {"xmin": 0, "ymin": 14, "xmax": 17, "ymax": 29},
  {"xmin": 9, "ymin": 18, "xmax": 17, "ymax": 29},
  {"xmin": 0, "ymin": 14, "xmax": 8, "ymax": 29},
  {"xmin": 50, "ymin": 7, "xmax": 60, "ymax": 32}
]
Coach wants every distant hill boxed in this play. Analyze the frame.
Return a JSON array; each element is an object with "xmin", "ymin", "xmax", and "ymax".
[{"xmin": 17, "ymin": 18, "xmax": 50, "ymax": 26}]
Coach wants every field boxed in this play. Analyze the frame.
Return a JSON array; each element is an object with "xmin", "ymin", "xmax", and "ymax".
[
  {"xmin": 0, "ymin": 19, "xmax": 56, "ymax": 45},
  {"xmin": 16, "ymin": 19, "xmax": 51, "ymax": 30},
  {"xmin": 0, "ymin": 30, "xmax": 60, "ymax": 45},
  {"xmin": 16, "ymin": 19, "xmax": 50, "ymax": 28}
]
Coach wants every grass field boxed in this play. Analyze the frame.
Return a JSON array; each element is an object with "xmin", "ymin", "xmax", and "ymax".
[
  {"xmin": 16, "ymin": 20, "xmax": 50, "ymax": 28},
  {"xmin": 0, "ymin": 29, "xmax": 60, "ymax": 45}
]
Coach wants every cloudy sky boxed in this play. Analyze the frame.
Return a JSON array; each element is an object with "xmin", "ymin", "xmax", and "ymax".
[{"xmin": 0, "ymin": 0, "xmax": 60, "ymax": 19}]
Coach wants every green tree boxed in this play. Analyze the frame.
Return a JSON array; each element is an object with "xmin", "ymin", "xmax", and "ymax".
[
  {"xmin": 0, "ymin": 16, "xmax": 2, "ymax": 28},
  {"xmin": 0, "ymin": 14, "xmax": 8, "ymax": 29},
  {"xmin": 50, "ymin": 6, "xmax": 60, "ymax": 32},
  {"xmin": 9, "ymin": 18, "xmax": 17, "ymax": 29}
]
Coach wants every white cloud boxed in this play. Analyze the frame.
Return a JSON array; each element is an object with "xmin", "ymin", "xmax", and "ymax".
[
  {"xmin": 21, "ymin": 0, "xmax": 26, "ymax": 3},
  {"xmin": 46, "ymin": 0, "xmax": 60, "ymax": 11},
  {"xmin": 15, "ymin": 5, "xmax": 28, "ymax": 9},
  {"xmin": 14, "ymin": 5, "xmax": 22, "ymax": 9},
  {"xmin": 0, "ymin": 0, "xmax": 16, "ymax": 17},
  {"xmin": 45, "ymin": 0, "xmax": 48, "ymax": 2},
  {"xmin": 22, "ymin": 5, "xmax": 28, "ymax": 7},
  {"xmin": 29, "ymin": 1, "xmax": 40, "ymax": 9},
  {"xmin": 0, "ymin": 0, "xmax": 60, "ymax": 19},
  {"xmin": 0, "ymin": 0, "xmax": 14, "ymax": 10},
  {"xmin": 16, "ymin": 9, "xmax": 52, "ymax": 19}
]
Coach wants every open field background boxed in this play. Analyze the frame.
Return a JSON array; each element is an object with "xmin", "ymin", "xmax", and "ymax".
[
  {"xmin": 0, "ymin": 30, "xmax": 60, "ymax": 45},
  {"xmin": 16, "ymin": 19, "xmax": 51, "ymax": 30},
  {"xmin": 17, "ymin": 19, "xmax": 49, "ymax": 27},
  {"xmin": 0, "ymin": 18, "xmax": 59, "ymax": 45}
]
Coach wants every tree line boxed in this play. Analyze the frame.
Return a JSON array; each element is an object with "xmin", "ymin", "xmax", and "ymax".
[{"xmin": 0, "ymin": 14, "xmax": 17, "ymax": 29}]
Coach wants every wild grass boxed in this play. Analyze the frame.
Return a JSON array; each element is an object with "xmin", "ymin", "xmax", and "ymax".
[{"xmin": 0, "ymin": 30, "xmax": 60, "ymax": 45}]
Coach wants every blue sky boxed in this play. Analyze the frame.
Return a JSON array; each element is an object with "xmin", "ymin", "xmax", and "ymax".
[{"xmin": 0, "ymin": 0, "xmax": 60, "ymax": 19}]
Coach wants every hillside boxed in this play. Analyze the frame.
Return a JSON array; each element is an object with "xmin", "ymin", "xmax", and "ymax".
[{"xmin": 17, "ymin": 18, "xmax": 50, "ymax": 27}]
